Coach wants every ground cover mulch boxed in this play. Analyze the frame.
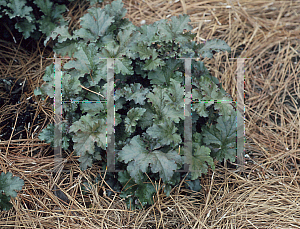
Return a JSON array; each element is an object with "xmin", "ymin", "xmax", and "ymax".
[{"xmin": 0, "ymin": 0, "xmax": 300, "ymax": 228}]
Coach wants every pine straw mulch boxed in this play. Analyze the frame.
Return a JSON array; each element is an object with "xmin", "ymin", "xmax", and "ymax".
[{"xmin": 0, "ymin": 0, "xmax": 300, "ymax": 228}]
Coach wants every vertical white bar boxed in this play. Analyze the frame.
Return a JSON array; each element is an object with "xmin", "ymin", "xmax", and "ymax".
[
  {"xmin": 107, "ymin": 58, "xmax": 115, "ymax": 172},
  {"xmin": 54, "ymin": 54, "xmax": 62, "ymax": 172},
  {"xmin": 184, "ymin": 59, "xmax": 192, "ymax": 172},
  {"xmin": 236, "ymin": 58, "xmax": 245, "ymax": 171}
]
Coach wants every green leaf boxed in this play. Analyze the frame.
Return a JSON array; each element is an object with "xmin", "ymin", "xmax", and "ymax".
[
  {"xmin": 216, "ymin": 103, "xmax": 236, "ymax": 117},
  {"xmin": 192, "ymin": 60, "xmax": 211, "ymax": 78},
  {"xmin": 34, "ymin": 0, "xmax": 66, "ymax": 36},
  {"xmin": 157, "ymin": 14, "xmax": 193, "ymax": 43},
  {"xmin": 165, "ymin": 78, "xmax": 185, "ymax": 109},
  {"xmin": 118, "ymin": 170, "xmax": 136, "ymax": 187},
  {"xmin": 103, "ymin": 0, "xmax": 127, "ymax": 20},
  {"xmin": 15, "ymin": 20, "xmax": 36, "ymax": 39},
  {"xmin": 38, "ymin": 16, "xmax": 59, "ymax": 36},
  {"xmin": 192, "ymin": 88, "xmax": 209, "ymax": 117},
  {"xmin": 198, "ymin": 39, "xmax": 231, "ymax": 58},
  {"xmin": 34, "ymin": 0, "xmax": 66, "ymax": 18},
  {"xmin": 117, "ymin": 136, "xmax": 146, "ymax": 164},
  {"xmin": 77, "ymin": 7, "xmax": 114, "ymax": 42},
  {"xmin": 149, "ymin": 150, "xmax": 183, "ymax": 182},
  {"xmin": 79, "ymin": 102, "xmax": 105, "ymax": 116},
  {"xmin": 0, "ymin": 193, "xmax": 13, "ymax": 211},
  {"xmin": 126, "ymin": 161, "xmax": 145, "ymax": 184},
  {"xmin": 53, "ymin": 39, "xmax": 77, "ymax": 57},
  {"xmin": 98, "ymin": 37, "xmax": 119, "ymax": 57},
  {"xmin": 34, "ymin": 63, "xmax": 55, "ymax": 99},
  {"xmin": 125, "ymin": 107, "xmax": 146, "ymax": 134},
  {"xmin": 146, "ymin": 119, "xmax": 182, "ymax": 146},
  {"xmin": 63, "ymin": 43, "xmax": 104, "ymax": 86},
  {"xmin": 38, "ymin": 124, "xmax": 54, "ymax": 145},
  {"xmin": 88, "ymin": 0, "xmax": 98, "ymax": 5},
  {"xmin": 180, "ymin": 41, "xmax": 203, "ymax": 58},
  {"xmin": 69, "ymin": 114, "xmax": 107, "ymax": 164},
  {"xmin": 202, "ymin": 114, "xmax": 237, "ymax": 162},
  {"xmin": 124, "ymin": 83, "xmax": 150, "ymax": 105},
  {"xmin": 194, "ymin": 103, "xmax": 209, "ymax": 117},
  {"xmin": 0, "ymin": 172, "xmax": 24, "ymax": 198},
  {"xmin": 116, "ymin": 25, "xmax": 140, "ymax": 57},
  {"xmin": 193, "ymin": 75, "xmax": 231, "ymax": 102},
  {"xmin": 38, "ymin": 123, "xmax": 70, "ymax": 150},
  {"xmin": 4, "ymin": 0, "xmax": 33, "ymax": 20},
  {"xmin": 114, "ymin": 58, "xmax": 134, "ymax": 75},
  {"xmin": 163, "ymin": 172, "xmax": 181, "ymax": 196},
  {"xmin": 146, "ymin": 85, "xmax": 184, "ymax": 123},
  {"xmin": 137, "ymin": 23, "xmax": 160, "ymax": 45},
  {"xmin": 184, "ymin": 145, "xmax": 215, "ymax": 180},
  {"xmin": 44, "ymin": 25, "xmax": 72, "ymax": 46},
  {"xmin": 77, "ymin": 153, "xmax": 94, "ymax": 171},
  {"xmin": 192, "ymin": 74, "xmax": 229, "ymax": 118},
  {"xmin": 134, "ymin": 182, "xmax": 156, "ymax": 207},
  {"xmin": 35, "ymin": 63, "xmax": 84, "ymax": 101},
  {"xmin": 138, "ymin": 103, "xmax": 154, "ymax": 130},
  {"xmin": 0, "ymin": 1, "xmax": 7, "ymax": 7},
  {"xmin": 73, "ymin": 28, "xmax": 96, "ymax": 42},
  {"xmin": 118, "ymin": 136, "xmax": 183, "ymax": 183},
  {"xmin": 34, "ymin": 0, "xmax": 53, "ymax": 15},
  {"xmin": 184, "ymin": 176, "xmax": 201, "ymax": 192},
  {"xmin": 98, "ymin": 24, "xmax": 139, "ymax": 60},
  {"xmin": 118, "ymin": 170, "xmax": 156, "ymax": 210},
  {"xmin": 33, "ymin": 87, "xmax": 42, "ymax": 96},
  {"xmin": 142, "ymin": 50, "xmax": 165, "ymax": 71},
  {"xmin": 62, "ymin": 72, "xmax": 82, "ymax": 100},
  {"xmin": 133, "ymin": 44, "xmax": 154, "ymax": 60},
  {"xmin": 148, "ymin": 59, "xmax": 183, "ymax": 85}
]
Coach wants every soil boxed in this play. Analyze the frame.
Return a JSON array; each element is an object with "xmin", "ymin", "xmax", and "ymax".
[{"xmin": 0, "ymin": 77, "xmax": 45, "ymax": 141}]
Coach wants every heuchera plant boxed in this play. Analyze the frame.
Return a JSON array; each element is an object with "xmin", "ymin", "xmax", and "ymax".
[
  {"xmin": 0, "ymin": 0, "xmax": 77, "ymax": 40},
  {"xmin": 35, "ymin": 0, "xmax": 239, "ymax": 209}
]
